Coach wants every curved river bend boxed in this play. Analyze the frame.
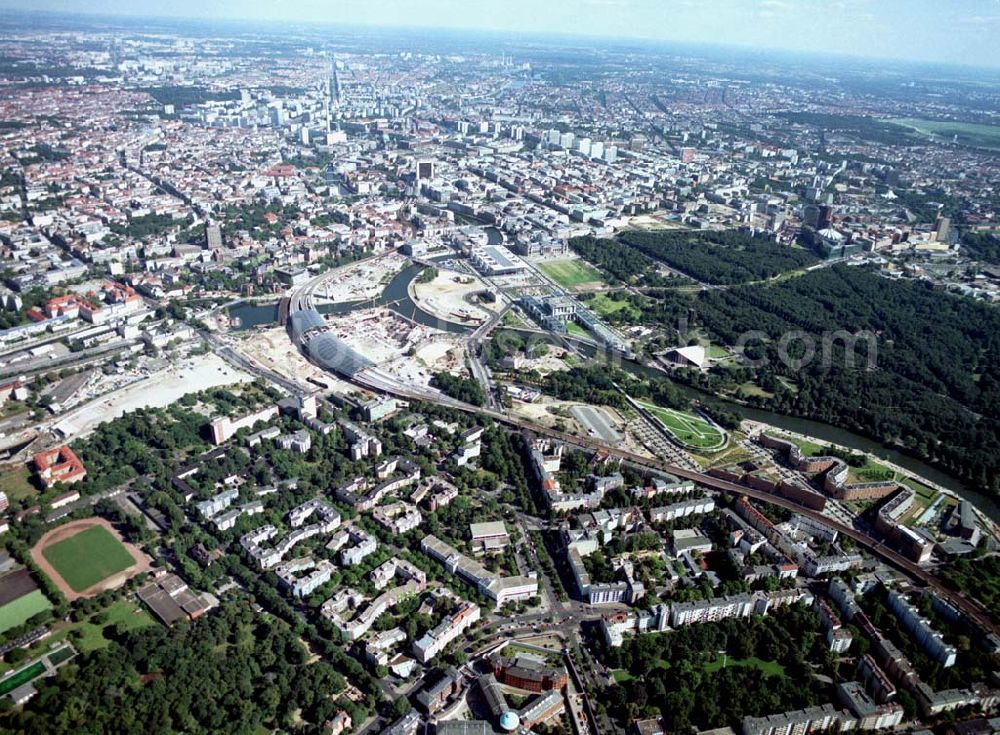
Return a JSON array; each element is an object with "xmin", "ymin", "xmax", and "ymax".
[{"xmin": 229, "ymin": 250, "xmax": 999, "ymax": 521}]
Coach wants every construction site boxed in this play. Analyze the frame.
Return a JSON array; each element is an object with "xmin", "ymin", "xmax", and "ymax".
[{"xmin": 409, "ymin": 269, "xmax": 506, "ymax": 327}]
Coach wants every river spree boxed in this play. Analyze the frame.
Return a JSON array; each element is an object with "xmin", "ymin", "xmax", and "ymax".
[
  {"xmin": 229, "ymin": 253, "xmax": 998, "ymax": 521},
  {"xmin": 229, "ymin": 258, "xmax": 473, "ymax": 336}
]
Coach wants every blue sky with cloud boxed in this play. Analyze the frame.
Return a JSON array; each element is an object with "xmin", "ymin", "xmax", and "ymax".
[{"xmin": 6, "ymin": 0, "xmax": 1000, "ymax": 68}]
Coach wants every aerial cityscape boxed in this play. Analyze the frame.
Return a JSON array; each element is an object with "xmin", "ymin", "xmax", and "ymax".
[{"xmin": 0, "ymin": 3, "xmax": 999, "ymax": 735}]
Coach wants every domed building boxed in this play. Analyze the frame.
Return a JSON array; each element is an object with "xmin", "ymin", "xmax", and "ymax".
[{"xmin": 499, "ymin": 711, "xmax": 521, "ymax": 732}]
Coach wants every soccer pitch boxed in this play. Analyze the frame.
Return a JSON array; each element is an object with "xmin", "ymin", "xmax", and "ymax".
[
  {"xmin": 638, "ymin": 401, "xmax": 727, "ymax": 451},
  {"xmin": 0, "ymin": 590, "xmax": 52, "ymax": 633},
  {"xmin": 536, "ymin": 259, "xmax": 604, "ymax": 288},
  {"xmin": 41, "ymin": 525, "xmax": 136, "ymax": 593}
]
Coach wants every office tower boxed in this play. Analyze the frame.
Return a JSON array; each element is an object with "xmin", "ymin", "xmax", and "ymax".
[
  {"xmin": 331, "ymin": 65, "xmax": 342, "ymax": 104},
  {"xmin": 802, "ymin": 204, "xmax": 821, "ymax": 229},
  {"xmin": 934, "ymin": 215, "xmax": 951, "ymax": 242},
  {"xmin": 205, "ymin": 222, "xmax": 222, "ymax": 249},
  {"xmin": 818, "ymin": 205, "xmax": 834, "ymax": 230},
  {"xmin": 418, "ymin": 160, "xmax": 436, "ymax": 179}
]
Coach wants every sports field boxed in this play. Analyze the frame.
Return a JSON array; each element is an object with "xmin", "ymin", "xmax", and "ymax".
[
  {"xmin": 638, "ymin": 401, "xmax": 727, "ymax": 451},
  {"xmin": 0, "ymin": 590, "xmax": 52, "ymax": 633},
  {"xmin": 41, "ymin": 525, "xmax": 137, "ymax": 593},
  {"xmin": 0, "ymin": 660, "xmax": 44, "ymax": 697},
  {"xmin": 536, "ymin": 259, "xmax": 604, "ymax": 288}
]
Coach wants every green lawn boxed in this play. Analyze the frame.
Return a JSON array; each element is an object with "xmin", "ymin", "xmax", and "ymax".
[
  {"xmin": 888, "ymin": 118, "xmax": 1000, "ymax": 150},
  {"xmin": 612, "ymin": 669, "xmax": 634, "ymax": 683},
  {"xmin": 770, "ymin": 432, "xmax": 826, "ymax": 458},
  {"xmin": 638, "ymin": 401, "xmax": 727, "ymax": 451},
  {"xmin": 536, "ymin": 259, "xmax": 604, "ymax": 288},
  {"xmin": 740, "ymin": 382, "xmax": 775, "ymax": 399},
  {"xmin": 703, "ymin": 655, "xmax": 786, "ymax": 677},
  {"xmin": 0, "ymin": 590, "xmax": 52, "ymax": 633},
  {"xmin": 0, "ymin": 660, "xmax": 45, "ymax": 696},
  {"xmin": 705, "ymin": 344, "xmax": 731, "ymax": 360},
  {"xmin": 898, "ymin": 475, "xmax": 937, "ymax": 500},
  {"xmin": 42, "ymin": 525, "xmax": 136, "ymax": 593},
  {"xmin": 0, "ymin": 600, "xmax": 155, "ymax": 676},
  {"xmin": 0, "ymin": 465, "xmax": 38, "ymax": 501},
  {"xmin": 587, "ymin": 293, "xmax": 641, "ymax": 321},
  {"xmin": 72, "ymin": 599, "xmax": 156, "ymax": 652},
  {"xmin": 566, "ymin": 321, "xmax": 590, "ymax": 338},
  {"xmin": 846, "ymin": 459, "xmax": 894, "ymax": 484}
]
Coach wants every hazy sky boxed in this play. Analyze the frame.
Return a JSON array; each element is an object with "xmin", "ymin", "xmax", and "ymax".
[{"xmin": 8, "ymin": 0, "xmax": 1000, "ymax": 68}]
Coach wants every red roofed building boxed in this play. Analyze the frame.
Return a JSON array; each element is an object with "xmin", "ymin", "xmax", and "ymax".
[
  {"xmin": 265, "ymin": 164, "xmax": 296, "ymax": 178},
  {"xmin": 103, "ymin": 281, "xmax": 141, "ymax": 306},
  {"xmin": 32, "ymin": 446, "xmax": 87, "ymax": 489},
  {"xmin": 44, "ymin": 294, "xmax": 101, "ymax": 320},
  {"xmin": 45, "ymin": 294, "xmax": 82, "ymax": 318},
  {"xmin": 78, "ymin": 301, "xmax": 104, "ymax": 323}
]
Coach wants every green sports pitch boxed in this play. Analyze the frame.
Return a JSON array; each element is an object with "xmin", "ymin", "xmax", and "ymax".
[
  {"xmin": 42, "ymin": 525, "xmax": 136, "ymax": 593},
  {"xmin": 536, "ymin": 259, "xmax": 604, "ymax": 288},
  {"xmin": 0, "ymin": 590, "xmax": 52, "ymax": 633},
  {"xmin": 637, "ymin": 401, "xmax": 727, "ymax": 451}
]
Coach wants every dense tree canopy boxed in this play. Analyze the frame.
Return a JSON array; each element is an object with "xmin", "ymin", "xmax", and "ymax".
[
  {"xmin": 4, "ymin": 600, "xmax": 349, "ymax": 735},
  {"xmin": 618, "ymin": 229, "xmax": 819, "ymax": 285},
  {"xmin": 543, "ymin": 364, "xmax": 688, "ymax": 412},
  {"xmin": 961, "ymin": 231, "xmax": 1000, "ymax": 265},
  {"xmin": 569, "ymin": 235, "xmax": 676, "ymax": 286},
  {"xmin": 431, "ymin": 371, "xmax": 486, "ymax": 406},
  {"xmin": 664, "ymin": 264, "xmax": 1000, "ymax": 494},
  {"xmin": 939, "ymin": 555, "xmax": 1000, "ymax": 617},
  {"xmin": 600, "ymin": 607, "xmax": 832, "ymax": 731}
]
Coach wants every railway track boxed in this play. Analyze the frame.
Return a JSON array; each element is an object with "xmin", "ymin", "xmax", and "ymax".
[
  {"xmin": 275, "ymin": 261, "xmax": 999, "ymax": 637},
  {"xmin": 349, "ymin": 373, "xmax": 1000, "ymax": 636}
]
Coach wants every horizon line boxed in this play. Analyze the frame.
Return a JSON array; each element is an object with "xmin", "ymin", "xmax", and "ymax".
[{"xmin": 2, "ymin": 6, "xmax": 1000, "ymax": 74}]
